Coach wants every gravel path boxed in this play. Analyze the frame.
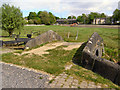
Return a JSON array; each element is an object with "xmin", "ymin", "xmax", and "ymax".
[{"xmin": 1, "ymin": 62, "xmax": 50, "ymax": 88}]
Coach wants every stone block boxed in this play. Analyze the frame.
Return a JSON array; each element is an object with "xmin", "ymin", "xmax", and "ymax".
[
  {"xmin": 81, "ymin": 51, "xmax": 96, "ymax": 70},
  {"xmin": 25, "ymin": 30, "xmax": 63, "ymax": 49},
  {"xmin": 93, "ymin": 58, "xmax": 119, "ymax": 82},
  {"xmin": 114, "ymin": 66, "xmax": 120, "ymax": 86}
]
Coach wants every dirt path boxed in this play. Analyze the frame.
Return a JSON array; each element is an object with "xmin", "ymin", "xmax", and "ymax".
[{"xmin": 21, "ymin": 42, "xmax": 83, "ymax": 56}]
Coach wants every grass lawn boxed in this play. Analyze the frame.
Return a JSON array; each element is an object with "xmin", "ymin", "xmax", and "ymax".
[
  {"xmin": 2, "ymin": 25, "xmax": 119, "ymax": 62},
  {"xmin": 2, "ymin": 25, "xmax": 118, "ymax": 48}
]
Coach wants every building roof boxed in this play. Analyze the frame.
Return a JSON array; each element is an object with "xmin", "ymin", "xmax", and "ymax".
[{"xmin": 56, "ymin": 19, "xmax": 77, "ymax": 22}]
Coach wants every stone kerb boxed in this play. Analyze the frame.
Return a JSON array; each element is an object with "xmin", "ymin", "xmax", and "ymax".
[
  {"xmin": 25, "ymin": 30, "xmax": 63, "ymax": 49},
  {"xmin": 81, "ymin": 32, "xmax": 120, "ymax": 86}
]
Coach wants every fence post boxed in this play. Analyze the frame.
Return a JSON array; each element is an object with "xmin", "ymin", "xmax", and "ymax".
[
  {"xmin": 68, "ymin": 32, "xmax": 70, "ymax": 39},
  {"xmin": 75, "ymin": 30, "xmax": 78, "ymax": 40}
]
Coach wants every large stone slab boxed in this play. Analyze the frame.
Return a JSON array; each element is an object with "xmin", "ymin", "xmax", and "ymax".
[
  {"xmin": 114, "ymin": 67, "xmax": 120, "ymax": 85},
  {"xmin": 25, "ymin": 30, "xmax": 63, "ymax": 49},
  {"xmin": 93, "ymin": 58, "xmax": 120, "ymax": 82}
]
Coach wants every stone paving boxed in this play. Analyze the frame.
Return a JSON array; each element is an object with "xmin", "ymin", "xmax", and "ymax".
[
  {"xmin": 1, "ymin": 62, "xmax": 50, "ymax": 88},
  {"xmin": 49, "ymin": 72, "xmax": 105, "ymax": 88}
]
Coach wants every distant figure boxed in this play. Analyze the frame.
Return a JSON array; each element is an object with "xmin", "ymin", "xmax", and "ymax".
[{"xmin": 70, "ymin": 23, "xmax": 78, "ymax": 27}]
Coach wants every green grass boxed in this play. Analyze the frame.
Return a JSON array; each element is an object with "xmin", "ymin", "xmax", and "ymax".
[
  {"xmin": 2, "ymin": 25, "xmax": 118, "ymax": 49},
  {"xmin": 2, "ymin": 46, "xmax": 76, "ymax": 75},
  {"xmin": 39, "ymin": 77, "xmax": 43, "ymax": 79},
  {"xmin": 49, "ymin": 79, "xmax": 55, "ymax": 83},
  {"xmin": 2, "ymin": 25, "xmax": 118, "ymax": 61}
]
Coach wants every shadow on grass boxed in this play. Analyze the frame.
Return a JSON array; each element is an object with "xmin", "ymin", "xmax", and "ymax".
[
  {"xmin": 72, "ymin": 42, "xmax": 87, "ymax": 65},
  {"xmin": 7, "ymin": 44, "xmax": 25, "ymax": 50},
  {"xmin": 0, "ymin": 36, "xmax": 9, "ymax": 37},
  {"xmin": 12, "ymin": 48, "xmax": 24, "ymax": 50}
]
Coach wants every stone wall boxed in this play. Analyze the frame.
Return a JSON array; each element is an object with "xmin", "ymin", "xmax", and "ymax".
[
  {"xmin": 25, "ymin": 30, "xmax": 63, "ymax": 49},
  {"xmin": 81, "ymin": 32, "xmax": 104, "ymax": 70},
  {"xmin": 81, "ymin": 32, "xmax": 120, "ymax": 86}
]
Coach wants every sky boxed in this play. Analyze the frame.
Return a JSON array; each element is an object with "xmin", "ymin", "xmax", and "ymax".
[{"xmin": 1, "ymin": 0, "xmax": 120, "ymax": 18}]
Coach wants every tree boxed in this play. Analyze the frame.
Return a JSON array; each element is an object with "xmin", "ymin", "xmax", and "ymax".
[
  {"xmin": 72, "ymin": 16, "xmax": 76, "ymax": 19},
  {"xmin": 2, "ymin": 4, "xmax": 24, "ymax": 36},
  {"xmin": 112, "ymin": 9, "xmax": 120, "ymax": 23},
  {"xmin": 55, "ymin": 16, "xmax": 60, "ymax": 20},
  {"xmin": 37, "ymin": 11, "xmax": 42, "ymax": 17},
  {"xmin": 28, "ymin": 11, "xmax": 56, "ymax": 25},
  {"xmin": 77, "ymin": 14, "xmax": 88, "ymax": 24},
  {"xmin": 100, "ymin": 13, "xmax": 106, "ymax": 18},
  {"xmin": 39, "ymin": 11, "xmax": 50, "ymax": 25},
  {"xmin": 81, "ymin": 14, "xmax": 87, "ymax": 24},
  {"xmin": 77, "ymin": 16, "xmax": 82, "ymax": 22},
  {"xmin": 28, "ymin": 19, "xmax": 34, "ymax": 24},
  {"xmin": 88, "ymin": 12, "xmax": 100, "ymax": 24},
  {"xmin": 33, "ymin": 17, "xmax": 41, "ymax": 24},
  {"xmin": 68, "ymin": 16, "xmax": 76, "ymax": 19},
  {"xmin": 106, "ymin": 17, "xmax": 111, "ymax": 24},
  {"xmin": 28, "ymin": 12, "xmax": 37, "ymax": 20},
  {"xmin": 68, "ymin": 16, "xmax": 72, "ymax": 19},
  {"xmin": 49, "ymin": 12, "xmax": 56, "ymax": 24}
]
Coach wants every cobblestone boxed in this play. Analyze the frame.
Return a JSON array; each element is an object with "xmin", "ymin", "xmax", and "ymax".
[{"xmin": 79, "ymin": 81, "xmax": 88, "ymax": 88}]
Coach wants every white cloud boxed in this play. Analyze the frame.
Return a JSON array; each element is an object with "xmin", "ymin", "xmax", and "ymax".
[{"xmin": 1, "ymin": 0, "xmax": 119, "ymax": 17}]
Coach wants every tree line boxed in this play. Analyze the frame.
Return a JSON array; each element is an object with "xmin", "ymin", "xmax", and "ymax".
[
  {"xmin": 65, "ymin": 10, "xmax": 120, "ymax": 24},
  {"xmin": 26, "ymin": 11, "xmax": 56, "ymax": 25},
  {"xmin": 77, "ymin": 10, "xmax": 120, "ymax": 24},
  {"xmin": 26, "ymin": 9, "xmax": 120, "ymax": 25}
]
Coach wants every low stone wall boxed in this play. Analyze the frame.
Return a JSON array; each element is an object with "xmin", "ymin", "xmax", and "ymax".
[
  {"xmin": 25, "ymin": 30, "xmax": 63, "ymax": 49},
  {"xmin": 81, "ymin": 32, "xmax": 120, "ymax": 86}
]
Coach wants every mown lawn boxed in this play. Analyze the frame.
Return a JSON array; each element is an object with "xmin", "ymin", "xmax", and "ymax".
[{"xmin": 2, "ymin": 25, "xmax": 119, "ymax": 62}]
